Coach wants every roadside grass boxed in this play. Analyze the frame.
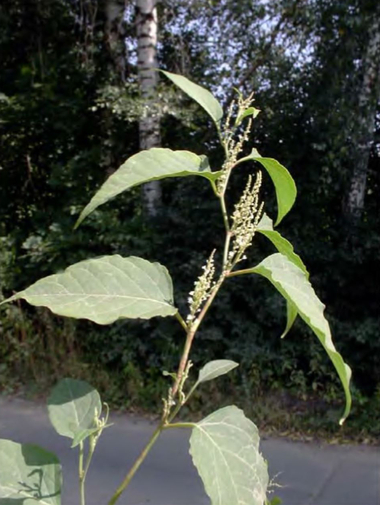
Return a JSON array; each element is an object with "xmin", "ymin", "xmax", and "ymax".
[{"xmin": 2, "ymin": 362, "xmax": 378, "ymax": 445}]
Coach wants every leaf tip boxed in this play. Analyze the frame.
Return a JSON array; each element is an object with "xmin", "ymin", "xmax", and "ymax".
[
  {"xmin": 74, "ymin": 210, "xmax": 87, "ymax": 230},
  {"xmin": 0, "ymin": 294, "xmax": 17, "ymax": 306}
]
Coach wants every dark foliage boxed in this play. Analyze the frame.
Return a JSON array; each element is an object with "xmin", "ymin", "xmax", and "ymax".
[{"xmin": 0, "ymin": 0, "xmax": 379, "ymax": 436}]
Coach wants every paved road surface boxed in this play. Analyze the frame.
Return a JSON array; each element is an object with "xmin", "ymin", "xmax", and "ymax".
[{"xmin": 0, "ymin": 397, "xmax": 378, "ymax": 505}]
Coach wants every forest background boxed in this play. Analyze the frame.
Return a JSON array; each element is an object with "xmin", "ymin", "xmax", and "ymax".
[{"xmin": 0, "ymin": 0, "xmax": 379, "ymax": 441}]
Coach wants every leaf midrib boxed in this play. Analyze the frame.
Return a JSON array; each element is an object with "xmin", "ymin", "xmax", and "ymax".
[{"xmin": 24, "ymin": 293, "xmax": 172, "ymax": 305}]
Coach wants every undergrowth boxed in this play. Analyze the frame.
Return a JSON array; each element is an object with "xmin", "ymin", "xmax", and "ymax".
[{"xmin": 1, "ymin": 304, "xmax": 378, "ymax": 444}]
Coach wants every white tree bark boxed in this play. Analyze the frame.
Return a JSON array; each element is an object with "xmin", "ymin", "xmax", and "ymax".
[
  {"xmin": 136, "ymin": 0, "xmax": 162, "ymax": 216},
  {"xmin": 345, "ymin": 9, "xmax": 380, "ymax": 220}
]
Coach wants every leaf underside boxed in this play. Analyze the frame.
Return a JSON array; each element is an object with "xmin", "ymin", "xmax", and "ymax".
[
  {"xmin": 4, "ymin": 255, "xmax": 177, "ymax": 325},
  {"xmin": 0, "ymin": 439, "xmax": 62, "ymax": 505},
  {"xmin": 76, "ymin": 148, "xmax": 220, "ymax": 227},
  {"xmin": 197, "ymin": 360, "xmax": 239, "ymax": 384},
  {"xmin": 251, "ymin": 253, "xmax": 352, "ymax": 423},
  {"xmin": 190, "ymin": 406, "xmax": 268, "ymax": 505},
  {"xmin": 257, "ymin": 213, "xmax": 308, "ymax": 337},
  {"xmin": 47, "ymin": 378, "xmax": 101, "ymax": 444},
  {"xmin": 161, "ymin": 70, "xmax": 223, "ymax": 124}
]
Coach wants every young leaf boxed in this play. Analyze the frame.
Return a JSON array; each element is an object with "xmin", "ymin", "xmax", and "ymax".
[
  {"xmin": 189, "ymin": 406, "xmax": 269, "ymax": 505},
  {"xmin": 47, "ymin": 378, "xmax": 101, "ymax": 444},
  {"xmin": 197, "ymin": 359, "xmax": 239, "ymax": 384},
  {"xmin": 2, "ymin": 255, "xmax": 177, "ymax": 325},
  {"xmin": 250, "ymin": 253, "xmax": 352, "ymax": 424},
  {"xmin": 236, "ymin": 149, "xmax": 297, "ymax": 226},
  {"xmin": 236, "ymin": 106, "xmax": 260, "ymax": 126},
  {"xmin": 76, "ymin": 148, "xmax": 220, "ymax": 227},
  {"xmin": 161, "ymin": 70, "xmax": 223, "ymax": 125},
  {"xmin": 0, "ymin": 439, "xmax": 62, "ymax": 505}
]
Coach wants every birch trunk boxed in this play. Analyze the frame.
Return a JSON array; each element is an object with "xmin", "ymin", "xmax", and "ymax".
[
  {"xmin": 136, "ymin": 0, "xmax": 162, "ymax": 216},
  {"xmin": 345, "ymin": 9, "xmax": 380, "ymax": 220}
]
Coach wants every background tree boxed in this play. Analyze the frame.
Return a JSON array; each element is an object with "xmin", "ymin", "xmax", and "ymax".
[{"xmin": 136, "ymin": 0, "xmax": 162, "ymax": 216}]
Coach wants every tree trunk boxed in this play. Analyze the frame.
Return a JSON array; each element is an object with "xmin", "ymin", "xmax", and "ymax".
[
  {"xmin": 345, "ymin": 8, "xmax": 380, "ymax": 220},
  {"xmin": 105, "ymin": 0, "xmax": 126, "ymax": 83},
  {"xmin": 136, "ymin": 0, "xmax": 162, "ymax": 217}
]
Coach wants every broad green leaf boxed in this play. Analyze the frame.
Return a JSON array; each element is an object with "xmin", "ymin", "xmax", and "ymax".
[
  {"xmin": 257, "ymin": 214, "xmax": 307, "ymax": 275},
  {"xmin": 250, "ymin": 253, "xmax": 352, "ymax": 424},
  {"xmin": 197, "ymin": 360, "xmax": 239, "ymax": 384},
  {"xmin": 190, "ymin": 406, "xmax": 268, "ymax": 505},
  {"xmin": 3, "ymin": 256, "xmax": 177, "ymax": 325},
  {"xmin": 236, "ymin": 106, "xmax": 260, "ymax": 126},
  {"xmin": 47, "ymin": 379, "xmax": 101, "ymax": 445},
  {"xmin": 161, "ymin": 70, "xmax": 223, "ymax": 124},
  {"xmin": 76, "ymin": 148, "xmax": 220, "ymax": 227},
  {"xmin": 257, "ymin": 213, "xmax": 307, "ymax": 338},
  {"xmin": 0, "ymin": 439, "xmax": 62, "ymax": 505},
  {"xmin": 236, "ymin": 149, "xmax": 297, "ymax": 226}
]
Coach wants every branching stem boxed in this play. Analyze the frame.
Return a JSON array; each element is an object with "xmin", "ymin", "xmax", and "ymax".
[
  {"xmin": 226, "ymin": 268, "xmax": 253, "ymax": 278},
  {"xmin": 175, "ymin": 312, "xmax": 188, "ymax": 332},
  {"xmin": 171, "ymin": 275, "xmax": 224, "ymax": 397}
]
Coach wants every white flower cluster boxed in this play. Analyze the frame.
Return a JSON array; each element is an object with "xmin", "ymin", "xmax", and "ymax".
[
  {"xmin": 217, "ymin": 93, "xmax": 255, "ymax": 195},
  {"xmin": 186, "ymin": 251, "xmax": 216, "ymax": 324},
  {"xmin": 229, "ymin": 172, "xmax": 264, "ymax": 264}
]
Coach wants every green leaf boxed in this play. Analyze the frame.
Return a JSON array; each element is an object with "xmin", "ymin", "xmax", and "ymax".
[
  {"xmin": 47, "ymin": 379, "xmax": 101, "ymax": 445},
  {"xmin": 281, "ymin": 301, "xmax": 298, "ymax": 339},
  {"xmin": 236, "ymin": 106, "xmax": 260, "ymax": 126},
  {"xmin": 257, "ymin": 213, "xmax": 307, "ymax": 338},
  {"xmin": 3, "ymin": 256, "xmax": 177, "ymax": 325},
  {"xmin": 250, "ymin": 253, "xmax": 352, "ymax": 424},
  {"xmin": 161, "ymin": 70, "xmax": 223, "ymax": 124},
  {"xmin": 237, "ymin": 149, "xmax": 297, "ymax": 225},
  {"xmin": 257, "ymin": 214, "xmax": 307, "ymax": 275},
  {"xmin": 76, "ymin": 148, "xmax": 220, "ymax": 227},
  {"xmin": 0, "ymin": 439, "xmax": 62, "ymax": 505},
  {"xmin": 197, "ymin": 360, "xmax": 239, "ymax": 384},
  {"xmin": 189, "ymin": 406, "xmax": 269, "ymax": 505}
]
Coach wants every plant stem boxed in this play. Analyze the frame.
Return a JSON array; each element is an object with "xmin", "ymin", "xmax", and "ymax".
[
  {"xmin": 107, "ymin": 135, "xmax": 235, "ymax": 505},
  {"xmin": 175, "ymin": 312, "xmax": 188, "ymax": 332},
  {"xmin": 79, "ymin": 442, "xmax": 85, "ymax": 505},
  {"xmin": 219, "ymin": 195, "xmax": 230, "ymax": 233},
  {"xmin": 163, "ymin": 422, "xmax": 196, "ymax": 430},
  {"xmin": 171, "ymin": 276, "xmax": 224, "ymax": 397},
  {"xmin": 106, "ymin": 247, "xmax": 227, "ymax": 505},
  {"xmin": 226, "ymin": 268, "xmax": 253, "ymax": 278},
  {"xmin": 83, "ymin": 437, "xmax": 95, "ymax": 482},
  {"xmin": 108, "ymin": 423, "xmax": 164, "ymax": 505}
]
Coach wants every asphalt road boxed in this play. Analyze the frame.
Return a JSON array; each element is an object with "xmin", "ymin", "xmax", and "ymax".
[{"xmin": 0, "ymin": 397, "xmax": 378, "ymax": 505}]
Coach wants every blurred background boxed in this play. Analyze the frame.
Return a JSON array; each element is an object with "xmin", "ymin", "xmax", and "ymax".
[{"xmin": 0, "ymin": 0, "xmax": 379, "ymax": 441}]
